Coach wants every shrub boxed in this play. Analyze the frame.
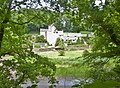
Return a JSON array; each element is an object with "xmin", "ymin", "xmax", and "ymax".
[
  {"xmin": 83, "ymin": 80, "xmax": 120, "ymax": 88},
  {"xmin": 34, "ymin": 43, "xmax": 40, "ymax": 48},
  {"xmin": 76, "ymin": 37, "xmax": 81, "ymax": 44},
  {"xmin": 55, "ymin": 38, "xmax": 61, "ymax": 46},
  {"xmin": 58, "ymin": 50, "xmax": 65, "ymax": 56},
  {"xmin": 82, "ymin": 50, "xmax": 89, "ymax": 57},
  {"xmin": 35, "ymin": 35, "xmax": 47, "ymax": 43}
]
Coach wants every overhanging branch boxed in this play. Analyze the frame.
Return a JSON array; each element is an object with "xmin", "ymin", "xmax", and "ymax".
[{"xmin": 9, "ymin": 16, "xmax": 36, "ymax": 25}]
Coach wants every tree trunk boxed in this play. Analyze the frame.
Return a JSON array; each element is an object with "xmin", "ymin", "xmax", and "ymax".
[
  {"xmin": 0, "ymin": 26, "xmax": 4, "ymax": 49},
  {"xmin": 0, "ymin": 0, "xmax": 13, "ymax": 51}
]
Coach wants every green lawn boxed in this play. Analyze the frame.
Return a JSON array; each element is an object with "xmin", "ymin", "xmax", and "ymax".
[
  {"xmin": 37, "ymin": 50, "xmax": 90, "ymax": 78},
  {"xmin": 38, "ymin": 50, "xmax": 84, "ymax": 59}
]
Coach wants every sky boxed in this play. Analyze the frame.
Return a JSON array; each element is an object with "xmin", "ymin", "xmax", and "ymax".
[
  {"xmin": 95, "ymin": 0, "xmax": 105, "ymax": 6},
  {"xmin": 17, "ymin": 0, "xmax": 106, "ymax": 7},
  {"xmin": 15, "ymin": 0, "xmax": 106, "ymax": 11}
]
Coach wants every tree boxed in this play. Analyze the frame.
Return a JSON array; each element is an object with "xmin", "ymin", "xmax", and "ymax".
[
  {"xmin": 27, "ymin": 8, "xmax": 59, "ymax": 34},
  {"xmin": 1, "ymin": 0, "xmax": 120, "ymax": 87},
  {"xmin": 0, "ymin": 0, "xmax": 58, "ymax": 87},
  {"xmin": 69, "ymin": 0, "xmax": 120, "ymax": 81},
  {"xmin": 53, "ymin": 0, "xmax": 120, "ymax": 87},
  {"xmin": 35, "ymin": 35, "xmax": 47, "ymax": 43},
  {"xmin": 54, "ymin": 15, "xmax": 73, "ymax": 32}
]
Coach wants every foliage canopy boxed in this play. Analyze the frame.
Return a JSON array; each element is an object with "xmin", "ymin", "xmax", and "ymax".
[{"xmin": 0, "ymin": 0, "xmax": 120, "ymax": 87}]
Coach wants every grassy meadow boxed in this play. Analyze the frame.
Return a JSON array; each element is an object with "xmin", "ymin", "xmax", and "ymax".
[
  {"xmin": 37, "ymin": 50, "xmax": 90, "ymax": 78},
  {"xmin": 38, "ymin": 50, "xmax": 83, "ymax": 59}
]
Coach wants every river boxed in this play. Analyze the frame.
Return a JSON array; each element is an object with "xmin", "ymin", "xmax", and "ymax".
[{"xmin": 21, "ymin": 76, "xmax": 84, "ymax": 88}]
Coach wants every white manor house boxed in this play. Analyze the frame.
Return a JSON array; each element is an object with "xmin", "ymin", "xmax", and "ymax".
[{"xmin": 40, "ymin": 24, "xmax": 93, "ymax": 46}]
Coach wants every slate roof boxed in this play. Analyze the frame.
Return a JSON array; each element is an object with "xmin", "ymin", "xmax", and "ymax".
[{"xmin": 40, "ymin": 29, "xmax": 48, "ymax": 32}]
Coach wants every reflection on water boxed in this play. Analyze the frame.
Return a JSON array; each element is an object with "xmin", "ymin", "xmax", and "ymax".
[{"xmin": 21, "ymin": 77, "xmax": 82, "ymax": 88}]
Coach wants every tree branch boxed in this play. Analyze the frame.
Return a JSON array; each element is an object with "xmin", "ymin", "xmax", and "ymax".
[
  {"xmin": 9, "ymin": 16, "xmax": 36, "ymax": 25},
  {"xmin": 0, "ymin": 0, "xmax": 13, "ymax": 51},
  {"xmin": 8, "ymin": 0, "xmax": 13, "ymax": 13},
  {"xmin": 101, "ymin": 24, "xmax": 120, "ymax": 46}
]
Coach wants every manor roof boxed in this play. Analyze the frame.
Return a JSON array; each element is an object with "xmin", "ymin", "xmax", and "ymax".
[{"xmin": 40, "ymin": 29, "xmax": 48, "ymax": 32}]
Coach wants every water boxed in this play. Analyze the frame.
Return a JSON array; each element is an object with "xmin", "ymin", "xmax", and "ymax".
[{"xmin": 21, "ymin": 77, "xmax": 82, "ymax": 88}]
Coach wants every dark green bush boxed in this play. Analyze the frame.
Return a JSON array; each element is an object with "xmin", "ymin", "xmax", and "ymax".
[
  {"xmin": 82, "ymin": 50, "xmax": 89, "ymax": 57},
  {"xmin": 35, "ymin": 35, "xmax": 47, "ymax": 43},
  {"xmin": 58, "ymin": 50, "xmax": 65, "ymax": 56},
  {"xmin": 55, "ymin": 38, "xmax": 61, "ymax": 46}
]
